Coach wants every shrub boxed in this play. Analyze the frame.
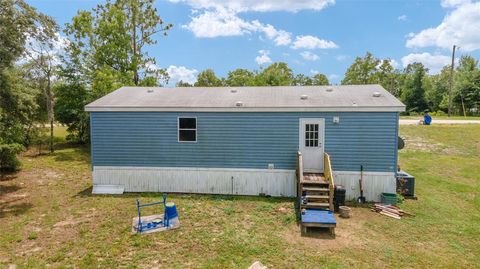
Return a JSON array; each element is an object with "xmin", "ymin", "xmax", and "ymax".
[{"xmin": 0, "ymin": 143, "xmax": 25, "ymax": 171}]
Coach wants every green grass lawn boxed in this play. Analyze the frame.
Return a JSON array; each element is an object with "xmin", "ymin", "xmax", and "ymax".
[{"xmin": 1, "ymin": 125, "xmax": 479, "ymax": 268}]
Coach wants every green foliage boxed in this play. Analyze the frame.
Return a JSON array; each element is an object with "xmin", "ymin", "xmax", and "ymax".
[
  {"xmin": 427, "ymin": 66, "xmax": 450, "ymax": 112},
  {"xmin": 342, "ymin": 52, "xmax": 380, "ymax": 85},
  {"xmin": 225, "ymin": 69, "xmax": 255, "ymax": 86},
  {"xmin": 176, "ymin": 80, "xmax": 193, "ymax": 87},
  {"xmin": 342, "ymin": 52, "xmax": 402, "ymax": 97},
  {"xmin": 292, "ymin": 74, "xmax": 313, "ymax": 86},
  {"xmin": 401, "ymin": 63, "xmax": 429, "ymax": 113},
  {"xmin": 454, "ymin": 56, "xmax": 480, "ymax": 115},
  {"xmin": 312, "ymin": 73, "xmax": 329, "ymax": 86},
  {"xmin": 54, "ymin": 84, "xmax": 91, "ymax": 143},
  {"xmin": 63, "ymin": 0, "xmax": 172, "ymax": 88},
  {"xmin": 194, "ymin": 69, "xmax": 223, "ymax": 87},
  {"xmin": 0, "ymin": 143, "xmax": 24, "ymax": 171},
  {"xmin": 60, "ymin": 0, "xmax": 172, "ymax": 143},
  {"xmin": 255, "ymin": 62, "xmax": 293, "ymax": 86}
]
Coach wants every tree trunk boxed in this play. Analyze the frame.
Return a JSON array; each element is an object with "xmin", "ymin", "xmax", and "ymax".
[
  {"xmin": 131, "ymin": 2, "xmax": 139, "ymax": 85},
  {"xmin": 46, "ymin": 68, "xmax": 54, "ymax": 153}
]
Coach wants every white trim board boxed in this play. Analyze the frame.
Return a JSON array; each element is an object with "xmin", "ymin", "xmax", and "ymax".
[{"xmin": 85, "ymin": 106, "xmax": 405, "ymax": 112}]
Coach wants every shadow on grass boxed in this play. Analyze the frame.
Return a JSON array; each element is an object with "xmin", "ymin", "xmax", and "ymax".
[
  {"xmin": 0, "ymin": 202, "xmax": 33, "ymax": 218},
  {"xmin": 52, "ymin": 144, "xmax": 91, "ymax": 164},
  {"xmin": 0, "ymin": 173, "xmax": 17, "ymax": 182},
  {"xmin": 0, "ymin": 184, "xmax": 32, "ymax": 218},
  {"xmin": 301, "ymin": 227, "xmax": 336, "ymax": 240},
  {"xmin": 0, "ymin": 185, "xmax": 23, "ymax": 197},
  {"xmin": 74, "ymin": 186, "xmax": 294, "ymax": 205}
]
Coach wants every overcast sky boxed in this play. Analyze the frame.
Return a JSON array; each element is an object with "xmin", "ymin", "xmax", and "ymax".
[{"xmin": 27, "ymin": 0, "xmax": 480, "ymax": 85}]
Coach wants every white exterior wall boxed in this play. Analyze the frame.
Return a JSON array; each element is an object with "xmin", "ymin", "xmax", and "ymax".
[
  {"xmin": 333, "ymin": 171, "xmax": 396, "ymax": 202},
  {"xmin": 93, "ymin": 166, "xmax": 296, "ymax": 197},
  {"xmin": 92, "ymin": 166, "xmax": 396, "ymax": 201}
]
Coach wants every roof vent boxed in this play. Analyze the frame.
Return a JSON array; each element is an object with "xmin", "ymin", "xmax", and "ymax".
[
  {"xmin": 373, "ymin": 91, "xmax": 381, "ymax": 97},
  {"xmin": 230, "ymin": 89, "xmax": 238, "ymax": 93},
  {"xmin": 147, "ymin": 89, "xmax": 154, "ymax": 93},
  {"xmin": 352, "ymin": 101, "xmax": 358, "ymax": 106},
  {"xmin": 300, "ymin": 94, "xmax": 308, "ymax": 100},
  {"xmin": 326, "ymin": 87, "xmax": 334, "ymax": 92},
  {"xmin": 235, "ymin": 101, "xmax": 244, "ymax": 107}
]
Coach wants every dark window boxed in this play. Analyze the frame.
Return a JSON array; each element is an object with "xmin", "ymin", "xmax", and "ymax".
[{"xmin": 179, "ymin": 117, "xmax": 196, "ymax": 142}]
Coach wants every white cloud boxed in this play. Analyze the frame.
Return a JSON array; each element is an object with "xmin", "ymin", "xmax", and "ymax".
[
  {"xmin": 182, "ymin": 8, "xmax": 292, "ymax": 46},
  {"xmin": 441, "ymin": 0, "xmax": 471, "ymax": 8},
  {"xmin": 406, "ymin": 2, "xmax": 480, "ymax": 52},
  {"xmin": 178, "ymin": 2, "xmax": 336, "ymax": 48},
  {"xmin": 398, "ymin": 14, "xmax": 407, "ymax": 21},
  {"xmin": 170, "ymin": 0, "xmax": 335, "ymax": 13},
  {"xmin": 291, "ymin": 35, "xmax": 338, "ymax": 49},
  {"xmin": 336, "ymin": 54, "xmax": 349, "ymax": 61},
  {"xmin": 182, "ymin": 8, "xmax": 249, "ymax": 38},
  {"xmin": 167, "ymin": 65, "xmax": 198, "ymax": 84},
  {"xmin": 23, "ymin": 31, "xmax": 68, "ymax": 65},
  {"xmin": 300, "ymin": 51, "xmax": 319, "ymax": 61},
  {"xmin": 255, "ymin": 50, "xmax": 272, "ymax": 65},
  {"xmin": 401, "ymin": 53, "xmax": 454, "ymax": 74},
  {"xmin": 389, "ymin": 59, "xmax": 399, "ymax": 69}
]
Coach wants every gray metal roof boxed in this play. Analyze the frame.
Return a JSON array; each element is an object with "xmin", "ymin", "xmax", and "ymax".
[{"xmin": 85, "ymin": 85, "xmax": 406, "ymax": 112}]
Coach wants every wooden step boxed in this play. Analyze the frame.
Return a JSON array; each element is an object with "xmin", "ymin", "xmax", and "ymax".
[
  {"xmin": 301, "ymin": 180, "xmax": 329, "ymax": 185},
  {"xmin": 304, "ymin": 195, "xmax": 329, "ymax": 200},
  {"xmin": 302, "ymin": 187, "xmax": 329, "ymax": 192},
  {"xmin": 301, "ymin": 202, "xmax": 330, "ymax": 208}
]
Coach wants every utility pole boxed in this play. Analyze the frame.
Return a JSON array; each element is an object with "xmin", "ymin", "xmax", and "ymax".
[{"xmin": 448, "ymin": 45, "xmax": 456, "ymax": 117}]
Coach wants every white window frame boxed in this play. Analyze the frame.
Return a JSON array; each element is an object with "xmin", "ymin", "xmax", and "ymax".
[{"xmin": 177, "ymin": 117, "xmax": 197, "ymax": 143}]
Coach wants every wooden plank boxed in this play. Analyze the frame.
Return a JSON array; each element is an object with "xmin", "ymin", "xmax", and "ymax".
[
  {"xmin": 301, "ymin": 202, "xmax": 330, "ymax": 207},
  {"xmin": 302, "ymin": 187, "xmax": 329, "ymax": 192},
  {"xmin": 379, "ymin": 211, "xmax": 401, "ymax": 220},
  {"xmin": 305, "ymin": 195, "xmax": 329, "ymax": 199}
]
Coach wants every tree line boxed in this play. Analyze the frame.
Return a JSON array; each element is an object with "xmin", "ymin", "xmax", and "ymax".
[{"xmin": 1, "ymin": 0, "xmax": 479, "ymax": 171}]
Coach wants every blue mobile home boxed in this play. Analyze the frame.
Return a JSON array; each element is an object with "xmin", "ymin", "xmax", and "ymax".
[{"xmin": 85, "ymin": 85, "xmax": 405, "ymax": 201}]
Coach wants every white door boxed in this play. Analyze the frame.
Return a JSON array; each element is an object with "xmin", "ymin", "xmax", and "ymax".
[{"xmin": 299, "ymin": 118, "xmax": 325, "ymax": 172}]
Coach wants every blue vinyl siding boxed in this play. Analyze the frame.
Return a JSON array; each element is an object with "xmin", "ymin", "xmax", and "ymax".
[{"xmin": 90, "ymin": 112, "xmax": 399, "ymax": 172}]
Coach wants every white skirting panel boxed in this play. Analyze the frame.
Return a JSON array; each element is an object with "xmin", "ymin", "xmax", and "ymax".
[
  {"xmin": 332, "ymin": 171, "xmax": 396, "ymax": 202},
  {"xmin": 93, "ymin": 166, "xmax": 297, "ymax": 197}
]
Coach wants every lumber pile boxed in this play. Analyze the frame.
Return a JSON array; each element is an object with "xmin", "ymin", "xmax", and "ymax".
[{"xmin": 371, "ymin": 204, "xmax": 414, "ymax": 219}]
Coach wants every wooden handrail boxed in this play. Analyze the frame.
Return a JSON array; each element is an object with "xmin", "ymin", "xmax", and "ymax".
[
  {"xmin": 324, "ymin": 152, "xmax": 335, "ymax": 211},
  {"xmin": 296, "ymin": 151, "xmax": 303, "ymax": 198}
]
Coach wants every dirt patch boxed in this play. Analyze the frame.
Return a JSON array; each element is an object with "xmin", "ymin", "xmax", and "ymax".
[{"xmin": 282, "ymin": 207, "xmax": 375, "ymax": 251}]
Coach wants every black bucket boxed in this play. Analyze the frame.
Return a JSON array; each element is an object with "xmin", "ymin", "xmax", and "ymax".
[{"xmin": 334, "ymin": 185, "xmax": 346, "ymax": 212}]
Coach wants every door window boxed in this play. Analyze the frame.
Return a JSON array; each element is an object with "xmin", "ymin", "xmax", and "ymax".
[{"xmin": 305, "ymin": 124, "xmax": 319, "ymax": 147}]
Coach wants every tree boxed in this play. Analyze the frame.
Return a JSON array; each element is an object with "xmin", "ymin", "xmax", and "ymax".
[
  {"xmin": 0, "ymin": 0, "xmax": 56, "ymax": 171},
  {"xmin": 61, "ymin": 0, "xmax": 172, "ymax": 142},
  {"xmin": 428, "ymin": 66, "xmax": 450, "ymax": 112},
  {"xmin": 255, "ymin": 62, "xmax": 293, "ymax": 86},
  {"xmin": 312, "ymin": 73, "xmax": 329, "ymax": 86},
  {"xmin": 225, "ymin": 69, "xmax": 255, "ymax": 86},
  {"xmin": 342, "ymin": 52, "xmax": 380, "ymax": 85},
  {"xmin": 63, "ymin": 0, "xmax": 172, "ymax": 88},
  {"xmin": 374, "ymin": 59, "xmax": 402, "ymax": 97},
  {"xmin": 194, "ymin": 69, "xmax": 223, "ymax": 87},
  {"xmin": 176, "ymin": 80, "xmax": 193, "ymax": 87},
  {"xmin": 401, "ymin": 63, "xmax": 429, "ymax": 113},
  {"xmin": 54, "ymin": 84, "xmax": 91, "ymax": 143},
  {"xmin": 23, "ymin": 23, "xmax": 61, "ymax": 153},
  {"xmin": 453, "ymin": 56, "xmax": 480, "ymax": 115},
  {"xmin": 292, "ymin": 74, "xmax": 313, "ymax": 86}
]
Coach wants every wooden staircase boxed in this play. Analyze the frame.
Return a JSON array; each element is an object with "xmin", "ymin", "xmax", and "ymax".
[{"xmin": 297, "ymin": 152, "xmax": 334, "ymax": 211}]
